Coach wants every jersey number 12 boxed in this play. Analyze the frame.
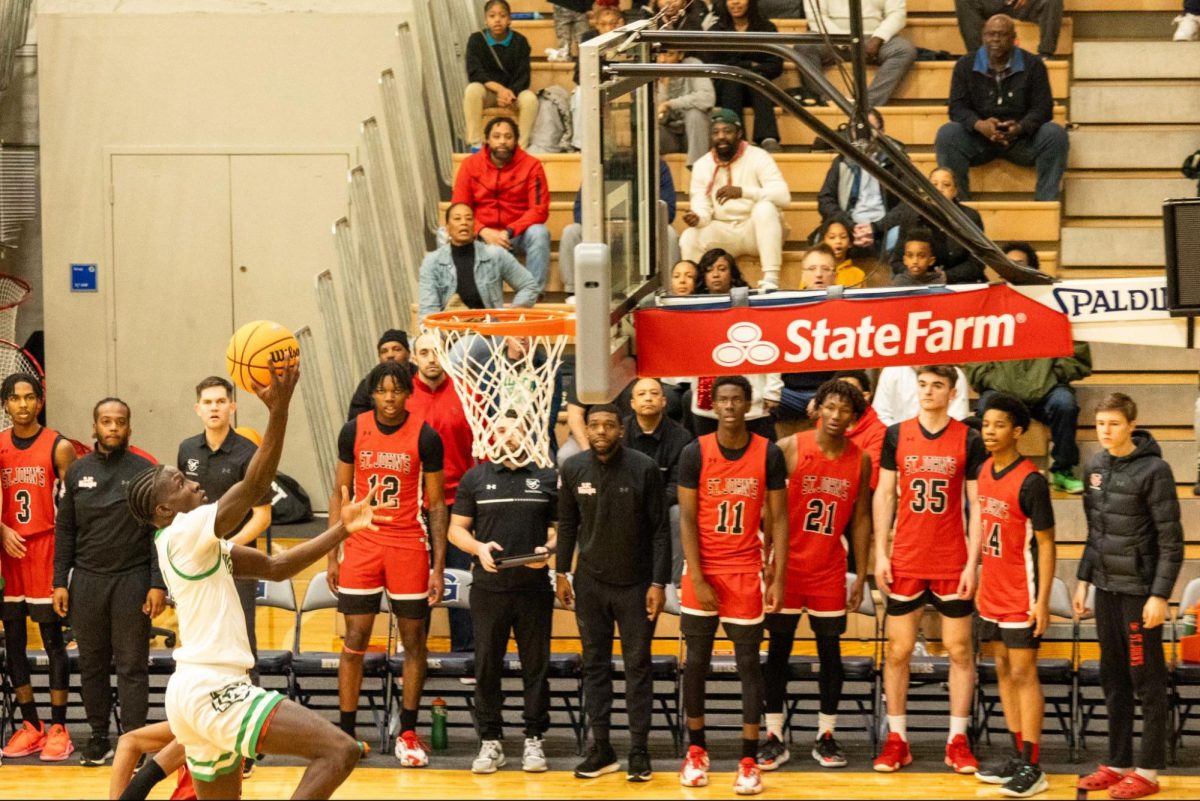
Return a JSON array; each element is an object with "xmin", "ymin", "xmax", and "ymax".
[{"xmin": 366, "ymin": 474, "xmax": 401, "ymax": 508}]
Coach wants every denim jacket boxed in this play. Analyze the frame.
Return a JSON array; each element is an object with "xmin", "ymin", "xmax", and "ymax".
[{"xmin": 418, "ymin": 240, "xmax": 539, "ymax": 318}]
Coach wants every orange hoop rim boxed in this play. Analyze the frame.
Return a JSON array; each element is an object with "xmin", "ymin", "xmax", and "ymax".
[{"xmin": 422, "ymin": 308, "xmax": 575, "ymax": 338}]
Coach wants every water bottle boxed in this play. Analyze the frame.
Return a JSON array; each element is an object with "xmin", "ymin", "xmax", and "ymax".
[
  {"xmin": 1184, "ymin": 604, "xmax": 1198, "ymax": 636},
  {"xmin": 431, "ymin": 697, "xmax": 448, "ymax": 750}
]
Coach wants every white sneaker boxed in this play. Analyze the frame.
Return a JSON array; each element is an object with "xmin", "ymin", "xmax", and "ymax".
[
  {"xmin": 679, "ymin": 745, "xmax": 710, "ymax": 787},
  {"xmin": 472, "ymin": 740, "xmax": 506, "ymax": 774},
  {"xmin": 545, "ymin": 47, "xmax": 570, "ymax": 62},
  {"xmin": 734, "ymin": 757, "xmax": 765, "ymax": 795},
  {"xmin": 1173, "ymin": 13, "xmax": 1200, "ymax": 40},
  {"xmin": 522, "ymin": 736, "xmax": 548, "ymax": 772},
  {"xmin": 394, "ymin": 731, "xmax": 429, "ymax": 767}
]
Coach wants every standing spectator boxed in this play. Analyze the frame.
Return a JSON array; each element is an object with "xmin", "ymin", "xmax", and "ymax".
[
  {"xmin": 656, "ymin": 49, "xmax": 716, "ymax": 168},
  {"xmin": 464, "ymin": 1, "xmax": 539, "ymax": 150},
  {"xmin": 0, "ymin": 374, "xmax": 76, "ymax": 762},
  {"xmin": 680, "ymin": 109, "xmax": 791, "ymax": 291},
  {"xmin": 623, "ymin": 377, "xmax": 695, "ymax": 584},
  {"xmin": 874, "ymin": 365, "xmax": 972, "ymax": 426},
  {"xmin": 1074, "ymin": 393, "xmax": 1182, "ymax": 800},
  {"xmin": 419, "ymin": 203, "xmax": 539, "ymax": 318},
  {"xmin": 451, "ymin": 116, "xmax": 552, "ymax": 292},
  {"xmin": 966, "ymin": 340, "xmax": 1091, "ymax": 494},
  {"xmin": 449, "ymin": 412, "xmax": 557, "ymax": 774},
  {"xmin": 53, "ymin": 398, "xmax": 166, "ymax": 766},
  {"xmin": 548, "ymin": 1, "xmax": 592, "ymax": 58},
  {"xmin": 177, "ymin": 377, "xmax": 272, "ymax": 694},
  {"xmin": 792, "ymin": 0, "xmax": 918, "ymax": 108},
  {"xmin": 1174, "ymin": 2, "xmax": 1200, "ymax": 40},
  {"xmin": 889, "ymin": 168, "xmax": 985, "ymax": 283},
  {"xmin": 706, "ymin": 0, "xmax": 785, "ymax": 152},
  {"xmin": 955, "ymin": 0, "xmax": 1062, "ymax": 58},
  {"xmin": 935, "ymin": 14, "xmax": 1068, "ymax": 202},
  {"xmin": 832, "ymin": 369, "xmax": 887, "ymax": 490},
  {"xmin": 556, "ymin": 404, "xmax": 669, "ymax": 781},
  {"xmin": 347, "ymin": 330, "xmax": 415, "ymax": 421},
  {"xmin": 890, "ymin": 228, "xmax": 947, "ymax": 287},
  {"xmin": 408, "ymin": 333, "xmax": 478, "ymax": 653}
]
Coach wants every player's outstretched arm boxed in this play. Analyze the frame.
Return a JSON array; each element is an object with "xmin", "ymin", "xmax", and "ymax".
[
  {"xmin": 231, "ymin": 485, "xmax": 385, "ymax": 582},
  {"xmin": 215, "ymin": 358, "xmax": 299, "ymax": 539}
]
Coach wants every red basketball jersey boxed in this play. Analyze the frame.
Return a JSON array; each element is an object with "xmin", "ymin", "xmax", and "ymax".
[
  {"xmin": 697, "ymin": 433, "xmax": 769, "ymax": 575},
  {"xmin": 977, "ymin": 456, "xmax": 1043, "ymax": 621},
  {"xmin": 787, "ymin": 431, "xmax": 862, "ymax": 587},
  {"xmin": 353, "ymin": 411, "xmax": 427, "ymax": 549},
  {"xmin": 891, "ymin": 417, "xmax": 971, "ymax": 579},
  {"xmin": 0, "ymin": 427, "xmax": 62, "ymax": 538}
]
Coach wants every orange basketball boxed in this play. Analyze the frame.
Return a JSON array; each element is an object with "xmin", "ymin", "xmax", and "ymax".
[{"xmin": 226, "ymin": 320, "xmax": 299, "ymax": 393}]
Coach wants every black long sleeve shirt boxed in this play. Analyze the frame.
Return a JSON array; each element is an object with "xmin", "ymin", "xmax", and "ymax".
[
  {"xmin": 622, "ymin": 415, "xmax": 694, "ymax": 508},
  {"xmin": 465, "ymin": 29, "xmax": 533, "ymax": 94},
  {"xmin": 556, "ymin": 446, "xmax": 670, "ymax": 587},
  {"xmin": 948, "ymin": 47, "xmax": 1054, "ymax": 138},
  {"xmin": 54, "ymin": 446, "xmax": 165, "ymax": 589}
]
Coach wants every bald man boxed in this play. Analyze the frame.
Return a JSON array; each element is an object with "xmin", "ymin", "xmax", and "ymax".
[{"xmin": 955, "ymin": 0, "xmax": 1062, "ymax": 59}]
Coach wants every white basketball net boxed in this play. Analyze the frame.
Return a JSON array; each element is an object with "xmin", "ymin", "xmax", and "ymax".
[{"xmin": 425, "ymin": 312, "xmax": 569, "ymax": 469}]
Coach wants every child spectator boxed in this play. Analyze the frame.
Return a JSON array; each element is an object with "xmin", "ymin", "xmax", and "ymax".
[
  {"xmin": 891, "ymin": 228, "xmax": 946, "ymax": 287},
  {"xmin": 464, "ymin": 1, "xmax": 539, "ymax": 150},
  {"xmin": 820, "ymin": 220, "xmax": 867, "ymax": 287}
]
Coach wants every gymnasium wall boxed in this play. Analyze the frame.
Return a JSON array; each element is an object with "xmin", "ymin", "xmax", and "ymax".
[{"xmin": 39, "ymin": 0, "xmax": 413, "ymax": 506}]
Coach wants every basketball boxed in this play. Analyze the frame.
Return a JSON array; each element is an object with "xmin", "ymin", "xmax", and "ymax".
[{"xmin": 225, "ymin": 320, "xmax": 299, "ymax": 393}]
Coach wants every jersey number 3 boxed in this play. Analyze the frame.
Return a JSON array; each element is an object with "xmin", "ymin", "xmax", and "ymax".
[
  {"xmin": 803, "ymin": 498, "xmax": 837, "ymax": 536},
  {"xmin": 13, "ymin": 489, "xmax": 31, "ymax": 525},
  {"xmin": 715, "ymin": 500, "xmax": 746, "ymax": 535},
  {"xmin": 909, "ymin": 478, "xmax": 949, "ymax": 514},
  {"xmin": 366, "ymin": 474, "xmax": 401, "ymax": 508}
]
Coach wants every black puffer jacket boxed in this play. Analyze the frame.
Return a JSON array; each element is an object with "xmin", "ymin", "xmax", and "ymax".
[{"xmin": 1077, "ymin": 430, "xmax": 1183, "ymax": 599}]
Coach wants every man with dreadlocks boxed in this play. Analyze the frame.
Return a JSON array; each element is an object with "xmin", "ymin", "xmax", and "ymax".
[{"xmin": 126, "ymin": 359, "xmax": 385, "ymax": 800}]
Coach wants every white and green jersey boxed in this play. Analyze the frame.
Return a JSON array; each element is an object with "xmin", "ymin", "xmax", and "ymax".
[{"xmin": 155, "ymin": 502, "xmax": 254, "ymax": 673}]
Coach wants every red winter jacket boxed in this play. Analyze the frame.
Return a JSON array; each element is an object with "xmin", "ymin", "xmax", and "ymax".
[
  {"xmin": 407, "ymin": 374, "xmax": 475, "ymax": 506},
  {"xmin": 451, "ymin": 145, "xmax": 549, "ymax": 237}
]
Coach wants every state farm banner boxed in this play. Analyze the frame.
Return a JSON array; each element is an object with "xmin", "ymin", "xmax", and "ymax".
[{"xmin": 634, "ymin": 285, "xmax": 1074, "ymax": 377}]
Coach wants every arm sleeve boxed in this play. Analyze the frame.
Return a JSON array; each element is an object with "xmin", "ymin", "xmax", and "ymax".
[
  {"xmin": 347, "ymin": 380, "xmax": 372, "ymax": 421},
  {"xmin": 1053, "ymin": 342, "xmax": 1093, "ymax": 384},
  {"xmin": 419, "ymin": 423, "xmax": 445, "ymax": 473},
  {"xmin": 948, "ymin": 57, "xmax": 982, "ymax": 132},
  {"xmin": 499, "ymin": 248, "xmax": 540, "ymax": 308},
  {"xmin": 872, "ymin": 0, "xmax": 907, "ymax": 42},
  {"xmin": 816, "ymin": 161, "xmax": 844, "ymax": 222},
  {"xmin": 148, "ymin": 534, "xmax": 166, "ymax": 591},
  {"xmin": 1017, "ymin": 56, "xmax": 1053, "ymax": 136},
  {"xmin": 879, "ymin": 424, "xmax": 901, "ymax": 471},
  {"xmin": 964, "ymin": 428, "xmax": 987, "ymax": 480},
  {"xmin": 659, "ymin": 160, "xmax": 678, "ymax": 224},
  {"xmin": 753, "ymin": 22, "xmax": 784, "ymax": 79},
  {"xmin": 964, "ymin": 361, "xmax": 994, "ymax": 391},
  {"xmin": 872, "ymin": 370, "xmax": 901, "ymax": 427},
  {"xmin": 509, "ymin": 162, "xmax": 550, "ymax": 235},
  {"xmin": 555, "ymin": 466, "xmax": 579, "ymax": 573},
  {"xmin": 337, "ymin": 419, "xmax": 357, "ymax": 465},
  {"xmin": 689, "ymin": 159, "xmax": 715, "ymax": 227},
  {"xmin": 418, "ymin": 252, "xmax": 445, "ymax": 318},
  {"xmin": 509, "ymin": 35, "xmax": 532, "ymax": 94},
  {"xmin": 1018, "ymin": 472, "xmax": 1056, "ymax": 531},
  {"xmin": 677, "ymin": 441, "xmax": 701, "ymax": 489},
  {"xmin": 53, "ymin": 465, "xmax": 79, "ymax": 587},
  {"xmin": 465, "ymin": 33, "xmax": 494, "ymax": 87},
  {"xmin": 645, "ymin": 461, "xmax": 671, "ymax": 586},
  {"xmin": 742, "ymin": 151, "xmax": 791, "ymax": 207},
  {"xmin": 450, "ymin": 157, "xmax": 473, "ymax": 207},
  {"xmin": 668, "ymin": 69, "xmax": 715, "ymax": 114},
  {"xmin": 765, "ymin": 443, "xmax": 788, "ymax": 490},
  {"xmin": 1147, "ymin": 460, "xmax": 1184, "ymax": 599},
  {"xmin": 451, "ymin": 467, "xmax": 477, "ymax": 518}
]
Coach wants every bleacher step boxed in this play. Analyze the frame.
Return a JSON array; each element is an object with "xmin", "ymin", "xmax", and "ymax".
[
  {"xmin": 1068, "ymin": 125, "xmax": 1200, "ymax": 169},
  {"xmin": 1080, "ymin": 437, "xmax": 1196, "ymax": 481},
  {"xmin": 1052, "ymin": 490, "xmax": 1200, "ymax": 539},
  {"xmin": 1074, "ymin": 374, "xmax": 1195, "ymax": 426},
  {"xmin": 1060, "ymin": 219, "xmax": 1164, "ymax": 266},
  {"xmin": 1073, "ymin": 40, "xmax": 1200, "ymax": 79},
  {"xmin": 1089, "ymin": 342, "xmax": 1200, "ymax": 372},
  {"xmin": 1064, "ymin": 173, "xmax": 1198, "ymax": 217},
  {"xmin": 1071, "ymin": 80, "xmax": 1200, "ymax": 124}
]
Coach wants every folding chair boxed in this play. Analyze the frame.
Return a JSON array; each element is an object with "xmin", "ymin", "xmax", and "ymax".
[
  {"xmin": 254, "ymin": 579, "xmax": 297, "ymax": 698},
  {"xmin": 1075, "ymin": 584, "xmax": 1106, "ymax": 752},
  {"xmin": 291, "ymin": 571, "xmax": 389, "ymax": 749},
  {"xmin": 1170, "ymin": 577, "xmax": 1200, "ymax": 757},
  {"xmin": 975, "ymin": 577, "xmax": 1077, "ymax": 758}
]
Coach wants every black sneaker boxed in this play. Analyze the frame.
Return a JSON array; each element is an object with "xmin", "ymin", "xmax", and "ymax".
[
  {"xmin": 1000, "ymin": 762, "xmax": 1048, "ymax": 798},
  {"xmin": 79, "ymin": 733, "xmax": 113, "ymax": 767},
  {"xmin": 812, "ymin": 732, "xmax": 847, "ymax": 768},
  {"xmin": 627, "ymin": 747, "xmax": 652, "ymax": 782},
  {"xmin": 242, "ymin": 756, "xmax": 256, "ymax": 779},
  {"xmin": 757, "ymin": 733, "xmax": 790, "ymax": 771},
  {"xmin": 977, "ymin": 753, "xmax": 1023, "ymax": 785},
  {"xmin": 574, "ymin": 742, "xmax": 619, "ymax": 779}
]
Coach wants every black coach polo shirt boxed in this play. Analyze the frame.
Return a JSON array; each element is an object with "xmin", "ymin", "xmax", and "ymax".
[
  {"xmin": 453, "ymin": 460, "xmax": 557, "ymax": 593},
  {"xmin": 177, "ymin": 429, "xmax": 271, "ymax": 528}
]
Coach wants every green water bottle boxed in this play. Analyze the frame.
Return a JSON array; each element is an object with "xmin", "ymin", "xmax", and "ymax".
[{"xmin": 431, "ymin": 697, "xmax": 448, "ymax": 750}]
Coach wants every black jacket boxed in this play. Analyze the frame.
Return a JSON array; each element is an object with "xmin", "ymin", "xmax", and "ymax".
[
  {"xmin": 556, "ymin": 446, "xmax": 671, "ymax": 587},
  {"xmin": 1078, "ymin": 430, "xmax": 1183, "ymax": 599},
  {"xmin": 949, "ymin": 47, "xmax": 1054, "ymax": 138},
  {"xmin": 816, "ymin": 153, "xmax": 907, "ymax": 243},
  {"xmin": 888, "ymin": 200, "xmax": 986, "ymax": 283},
  {"xmin": 465, "ymin": 29, "xmax": 533, "ymax": 94},
  {"xmin": 623, "ymin": 415, "xmax": 694, "ymax": 507},
  {"xmin": 707, "ymin": 17, "xmax": 783, "ymax": 80}
]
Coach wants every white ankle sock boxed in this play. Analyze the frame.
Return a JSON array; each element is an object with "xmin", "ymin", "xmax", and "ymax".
[
  {"xmin": 886, "ymin": 715, "xmax": 907, "ymax": 742},
  {"xmin": 1134, "ymin": 768, "xmax": 1158, "ymax": 782},
  {"xmin": 817, "ymin": 713, "xmax": 837, "ymax": 737},
  {"xmin": 947, "ymin": 716, "xmax": 970, "ymax": 743},
  {"xmin": 765, "ymin": 713, "xmax": 784, "ymax": 741}
]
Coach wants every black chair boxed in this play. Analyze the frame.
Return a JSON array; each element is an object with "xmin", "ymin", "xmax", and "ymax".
[
  {"xmin": 1170, "ymin": 577, "xmax": 1200, "ymax": 759},
  {"xmin": 254, "ymin": 578, "xmax": 297, "ymax": 698}
]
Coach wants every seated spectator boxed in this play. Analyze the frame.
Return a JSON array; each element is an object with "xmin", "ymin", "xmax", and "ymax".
[
  {"xmin": 548, "ymin": 1, "xmax": 592, "ymax": 59},
  {"xmin": 792, "ymin": 0, "xmax": 917, "ymax": 108},
  {"xmin": 1002, "ymin": 240, "xmax": 1039, "ymax": 269},
  {"xmin": 797, "ymin": 243, "xmax": 839, "ymax": 290},
  {"xmin": 669, "ymin": 259, "xmax": 703, "ymax": 294},
  {"xmin": 419, "ymin": 203, "xmax": 540, "ymax": 318},
  {"xmin": 346, "ymin": 330, "xmax": 417, "ymax": 420},
  {"xmin": 567, "ymin": 5, "xmax": 626, "ymax": 151},
  {"xmin": 890, "ymin": 227, "xmax": 947, "ymax": 287},
  {"xmin": 451, "ymin": 116, "xmax": 552, "ymax": 291},
  {"xmin": 699, "ymin": 248, "xmax": 750, "ymax": 293},
  {"xmin": 759, "ymin": 0, "xmax": 805, "ymax": 16},
  {"xmin": 464, "ymin": 1, "xmax": 539, "ymax": 150},
  {"xmin": 634, "ymin": 0, "xmax": 710, "ymax": 30},
  {"xmin": 873, "ymin": 364, "xmax": 971, "ymax": 425},
  {"xmin": 1175, "ymin": 2, "xmax": 1200, "ymax": 40},
  {"xmin": 680, "ymin": 108, "xmax": 791, "ymax": 290},
  {"xmin": 889, "ymin": 167, "xmax": 985, "ymax": 283},
  {"xmin": 656, "ymin": 49, "xmax": 716, "ymax": 167},
  {"xmin": 955, "ymin": 0, "xmax": 1062, "ymax": 58},
  {"xmin": 935, "ymin": 14, "xmax": 1068, "ymax": 201},
  {"xmin": 705, "ymin": 0, "xmax": 785, "ymax": 152},
  {"xmin": 819, "ymin": 220, "xmax": 868, "ymax": 287},
  {"xmin": 775, "ymin": 245, "xmax": 838, "ymax": 429}
]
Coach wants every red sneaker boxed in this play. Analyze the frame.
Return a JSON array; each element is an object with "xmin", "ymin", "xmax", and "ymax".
[
  {"xmin": 679, "ymin": 745, "xmax": 710, "ymax": 787},
  {"xmin": 1108, "ymin": 773, "xmax": 1160, "ymax": 800},
  {"xmin": 873, "ymin": 732, "xmax": 912, "ymax": 773},
  {"xmin": 733, "ymin": 757, "xmax": 764, "ymax": 795},
  {"xmin": 39, "ymin": 724, "xmax": 74, "ymax": 762},
  {"xmin": 2, "ymin": 720, "xmax": 47, "ymax": 758},
  {"xmin": 945, "ymin": 734, "xmax": 978, "ymax": 774},
  {"xmin": 1078, "ymin": 766, "xmax": 1128, "ymax": 791}
]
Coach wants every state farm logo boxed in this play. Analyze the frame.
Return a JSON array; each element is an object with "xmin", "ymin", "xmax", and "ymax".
[{"xmin": 712, "ymin": 322, "xmax": 780, "ymax": 368}]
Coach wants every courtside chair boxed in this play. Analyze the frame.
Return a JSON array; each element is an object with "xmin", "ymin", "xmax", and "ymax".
[
  {"xmin": 975, "ymin": 577, "xmax": 1078, "ymax": 759},
  {"xmin": 1075, "ymin": 584, "xmax": 1107, "ymax": 753},
  {"xmin": 1170, "ymin": 577, "xmax": 1200, "ymax": 758},
  {"xmin": 254, "ymin": 579, "xmax": 298, "ymax": 698},
  {"xmin": 292, "ymin": 571, "xmax": 389, "ymax": 749},
  {"xmin": 783, "ymin": 573, "xmax": 882, "ymax": 753}
]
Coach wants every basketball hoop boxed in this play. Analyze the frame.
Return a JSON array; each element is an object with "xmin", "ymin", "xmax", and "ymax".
[
  {"xmin": 0, "ymin": 274, "xmax": 31, "ymax": 344},
  {"xmin": 423, "ymin": 309, "xmax": 574, "ymax": 469}
]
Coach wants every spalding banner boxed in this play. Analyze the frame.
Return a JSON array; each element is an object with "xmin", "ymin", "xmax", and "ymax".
[{"xmin": 634, "ymin": 285, "xmax": 1074, "ymax": 377}]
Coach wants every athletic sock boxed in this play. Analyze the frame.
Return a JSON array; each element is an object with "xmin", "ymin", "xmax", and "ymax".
[
  {"xmin": 742, "ymin": 738, "xmax": 759, "ymax": 761},
  {"xmin": 400, "ymin": 707, "xmax": 418, "ymax": 735},
  {"xmin": 1022, "ymin": 740, "xmax": 1039, "ymax": 766},
  {"xmin": 947, "ymin": 715, "xmax": 970, "ymax": 743},
  {"xmin": 51, "ymin": 704, "xmax": 67, "ymax": 727},
  {"xmin": 118, "ymin": 758, "xmax": 167, "ymax": 801},
  {"xmin": 1011, "ymin": 730, "xmax": 1023, "ymax": 753},
  {"xmin": 764, "ymin": 713, "xmax": 785, "ymax": 741},
  {"xmin": 1134, "ymin": 768, "xmax": 1158, "ymax": 783},
  {"xmin": 688, "ymin": 727, "xmax": 706, "ymax": 750},
  {"xmin": 339, "ymin": 710, "xmax": 356, "ymax": 737},
  {"xmin": 817, "ymin": 713, "xmax": 838, "ymax": 737},
  {"xmin": 19, "ymin": 701, "xmax": 39, "ymax": 728},
  {"xmin": 886, "ymin": 715, "xmax": 907, "ymax": 742}
]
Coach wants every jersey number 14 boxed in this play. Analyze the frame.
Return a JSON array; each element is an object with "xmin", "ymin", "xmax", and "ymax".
[{"xmin": 983, "ymin": 522, "xmax": 1002, "ymax": 557}]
